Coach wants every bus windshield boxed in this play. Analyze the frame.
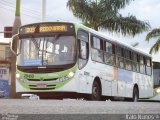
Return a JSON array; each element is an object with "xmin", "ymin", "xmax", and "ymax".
[{"xmin": 17, "ymin": 35, "xmax": 76, "ymax": 66}]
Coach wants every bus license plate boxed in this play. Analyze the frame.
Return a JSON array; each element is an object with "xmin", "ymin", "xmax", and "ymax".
[{"xmin": 37, "ymin": 84, "xmax": 47, "ymax": 88}]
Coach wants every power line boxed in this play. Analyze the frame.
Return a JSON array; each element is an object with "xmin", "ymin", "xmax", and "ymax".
[
  {"xmin": 1, "ymin": 0, "xmax": 41, "ymax": 15},
  {"xmin": 0, "ymin": 0, "xmax": 41, "ymax": 17},
  {"xmin": 0, "ymin": 4, "xmax": 40, "ymax": 20},
  {"xmin": 0, "ymin": 0, "xmax": 53, "ymax": 21}
]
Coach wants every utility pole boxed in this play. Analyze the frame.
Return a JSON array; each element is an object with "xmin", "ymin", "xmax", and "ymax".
[
  {"xmin": 10, "ymin": 0, "xmax": 21, "ymax": 98},
  {"xmin": 42, "ymin": 0, "xmax": 46, "ymax": 22}
]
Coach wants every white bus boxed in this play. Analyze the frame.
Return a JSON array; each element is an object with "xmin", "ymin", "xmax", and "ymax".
[{"xmin": 11, "ymin": 22, "xmax": 153, "ymax": 101}]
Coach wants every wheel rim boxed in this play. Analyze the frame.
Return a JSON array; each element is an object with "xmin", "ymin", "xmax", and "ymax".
[
  {"xmin": 93, "ymin": 86, "xmax": 98, "ymax": 97},
  {"xmin": 134, "ymin": 93, "xmax": 138, "ymax": 102},
  {"xmin": 92, "ymin": 82, "xmax": 101, "ymax": 100},
  {"xmin": 133, "ymin": 88, "xmax": 138, "ymax": 102}
]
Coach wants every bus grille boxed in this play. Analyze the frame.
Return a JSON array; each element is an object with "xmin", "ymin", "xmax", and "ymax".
[
  {"xmin": 30, "ymin": 88, "xmax": 55, "ymax": 90},
  {"xmin": 29, "ymin": 84, "xmax": 56, "ymax": 90},
  {"xmin": 27, "ymin": 78, "xmax": 58, "ymax": 81}
]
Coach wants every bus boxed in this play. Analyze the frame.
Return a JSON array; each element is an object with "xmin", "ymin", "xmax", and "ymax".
[
  {"xmin": 10, "ymin": 22, "xmax": 153, "ymax": 101},
  {"xmin": 153, "ymin": 61, "xmax": 160, "ymax": 87},
  {"xmin": 153, "ymin": 61, "xmax": 160, "ymax": 95}
]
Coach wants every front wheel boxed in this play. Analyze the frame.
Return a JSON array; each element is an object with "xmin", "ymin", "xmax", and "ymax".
[
  {"xmin": 132, "ymin": 87, "xmax": 139, "ymax": 102},
  {"xmin": 91, "ymin": 81, "xmax": 101, "ymax": 101}
]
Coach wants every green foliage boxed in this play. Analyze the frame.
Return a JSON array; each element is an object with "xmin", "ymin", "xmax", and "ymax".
[
  {"xmin": 67, "ymin": 0, "xmax": 150, "ymax": 36},
  {"xmin": 146, "ymin": 29, "xmax": 160, "ymax": 41},
  {"xmin": 145, "ymin": 28, "xmax": 160, "ymax": 53}
]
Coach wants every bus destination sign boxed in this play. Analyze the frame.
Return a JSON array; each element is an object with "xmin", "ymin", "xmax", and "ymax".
[
  {"xmin": 25, "ymin": 25, "xmax": 67, "ymax": 33},
  {"xmin": 19, "ymin": 23, "xmax": 74, "ymax": 34}
]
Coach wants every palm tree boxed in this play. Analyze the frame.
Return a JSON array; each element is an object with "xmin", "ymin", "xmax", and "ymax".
[
  {"xmin": 10, "ymin": 0, "xmax": 21, "ymax": 98},
  {"xmin": 67, "ymin": 0, "xmax": 150, "ymax": 36},
  {"xmin": 146, "ymin": 28, "xmax": 160, "ymax": 54}
]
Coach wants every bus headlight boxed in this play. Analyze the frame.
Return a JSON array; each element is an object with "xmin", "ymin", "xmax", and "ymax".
[
  {"xmin": 68, "ymin": 72, "xmax": 74, "ymax": 78},
  {"xmin": 16, "ymin": 73, "xmax": 20, "ymax": 79},
  {"xmin": 156, "ymin": 88, "xmax": 160, "ymax": 93}
]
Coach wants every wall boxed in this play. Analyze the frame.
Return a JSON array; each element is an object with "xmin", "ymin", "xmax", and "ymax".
[
  {"xmin": 0, "ymin": 43, "xmax": 10, "ymax": 97},
  {"xmin": 0, "ymin": 67, "xmax": 9, "ymax": 96}
]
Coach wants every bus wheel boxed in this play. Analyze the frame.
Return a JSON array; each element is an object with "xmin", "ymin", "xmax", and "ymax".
[
  {"xmin": 91, "ymin": 80, "xmax": 101, "ymax": 101},
  {"xmin": 132, "ymin": 87, "xmax": 139, "ymax": 102}
]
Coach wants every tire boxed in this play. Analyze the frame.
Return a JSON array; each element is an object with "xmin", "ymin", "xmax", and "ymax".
[
  {"xmin": 91, "ymin": 80, "xmax": 101, "ymax": 101},
  {"xmin": 132, "ymin": 87, "xmax": 139, "ymax": 102}
]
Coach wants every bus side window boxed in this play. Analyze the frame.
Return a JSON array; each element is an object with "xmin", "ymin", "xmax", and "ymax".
[
  {"xmin": 77, "ymin": 30, "xmax": 89, "ymax": 69},
  {"xmin": 125, "ymin": 50, "xmax": 132, "ymax": 71},
  {"xmin": 91, "ymin": 36, "xmax": 103, "ymax": 63},
  {"xmin": 132, "ymin": 52, "xmax": 139, "ymax": 72},
  {"xmin": 116, "ymin": 46, "xmax": 125, "ymax": 68},
  {"xmin": 79, "ymin": 41, "xmax": 88, "ymax": 59},
  {"xmin": 104, "ymin": 41, "xmax": 115, "ymax": 65},
  {"xmin": 140, "ymin": 55, "xmax": 145, "ymax": 74},
  {"xmin": 145, "ymin": 57, "xmax": 152, "ymax": 75}
]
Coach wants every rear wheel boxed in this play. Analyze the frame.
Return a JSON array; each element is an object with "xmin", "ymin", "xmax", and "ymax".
[
  {"xmin": 132, "ymin": 87, "xmax": 139, "ymax": 102},
  {"xmin": 91, "ymin": 80, "xmax": 101, "ymax": 101}
]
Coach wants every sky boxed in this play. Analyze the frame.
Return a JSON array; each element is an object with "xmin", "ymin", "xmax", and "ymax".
[{"xmin": 0, "ymin": 0, "xmax": 160, "ymax": 61}]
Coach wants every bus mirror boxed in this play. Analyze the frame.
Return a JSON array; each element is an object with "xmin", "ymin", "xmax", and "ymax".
[{"xmin": 10, "ymin": 34, "xmax": 20, "ymax": 56}]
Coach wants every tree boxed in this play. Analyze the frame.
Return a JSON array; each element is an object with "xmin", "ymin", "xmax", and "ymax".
[
  {"xmin": 146, "ymin": 28, "xmax": 160, "ymax": 54},
  {"xmin": 67, "ymin": 0, "xmax": 150, "ymax": 36}
]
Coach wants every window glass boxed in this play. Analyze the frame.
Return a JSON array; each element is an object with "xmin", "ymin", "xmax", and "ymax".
[
  {"xmin": 136, "ymin": 63, "xmax": 140, "ymax": 72},
  {"xmin": 93, "ymin": 37, "xmax": 100, "ymax": 49},
  {"xmin": 117, "ymin": 47, "xmax": 124, "ymax": 57},
  {"xmin": 80, "ymin": 41, "xmax": 87, "ymax": 59},
  {"xmin": 78, "ymin": 31, "xmax": 88, "ymax": 42},
  {"xmin": 18, "ymin": 36, "xmax": 76, "ymax": 66},
  {"xmin": 105, "ymin": 42, "xmax": 112, "ymax": 53},
  {"xmin": 140, "ymin": 64, "xmax": 144, "ymax": 73},
  {"xmin": 125, "ymin": 50, "xmax": 131, "ymax": 59},
  {"xmin": 92, "ymin": 37, "xmax": 103, "ymax": 50},
  {"xmin": 133, "ymin": 53, "xmax": 138, "ymax": 62},
  {"xmin": 78, "ymin": 30, "xmax": 89, "ymax": 69},
  {"xmin": 146, "ymin": 58, "xmax": 151, "ymax": 66},
  {"xmin": 132, "ymin": 62, "xmax": 137, "ymax": 72},
  {"xmin": 125, "ymin": 60, "xmax": 132, "ymax": 70},
  {"xmin": 91, "ymin": 49, "xmax": 103, "ymax": 62},
  {"xmin": 117, "ymin": 57, "xmax": 124, "ymax": 68},
  {"xmin": 140, "ymin": 56, "xmax": 144, "ymax": 64},
  {"xmin": 104, "ymin": 53, "xmax": 114, "ymax": 65}
]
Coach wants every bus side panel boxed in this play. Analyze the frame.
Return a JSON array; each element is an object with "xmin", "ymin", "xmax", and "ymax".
[
  {"xmin": 77, "ymin": 69, "xmax": 93, "ymax": 94},
  {"xmin": 133, "ymin": 73, "xmax": 153, "ymax": 98},
  {"xmin": 78, "ymin": 60, "xmax": 115, "ymax": 96},
  {"xmin": 117, "ymin": 68, "xmax": 133, "ymax": 98}
]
